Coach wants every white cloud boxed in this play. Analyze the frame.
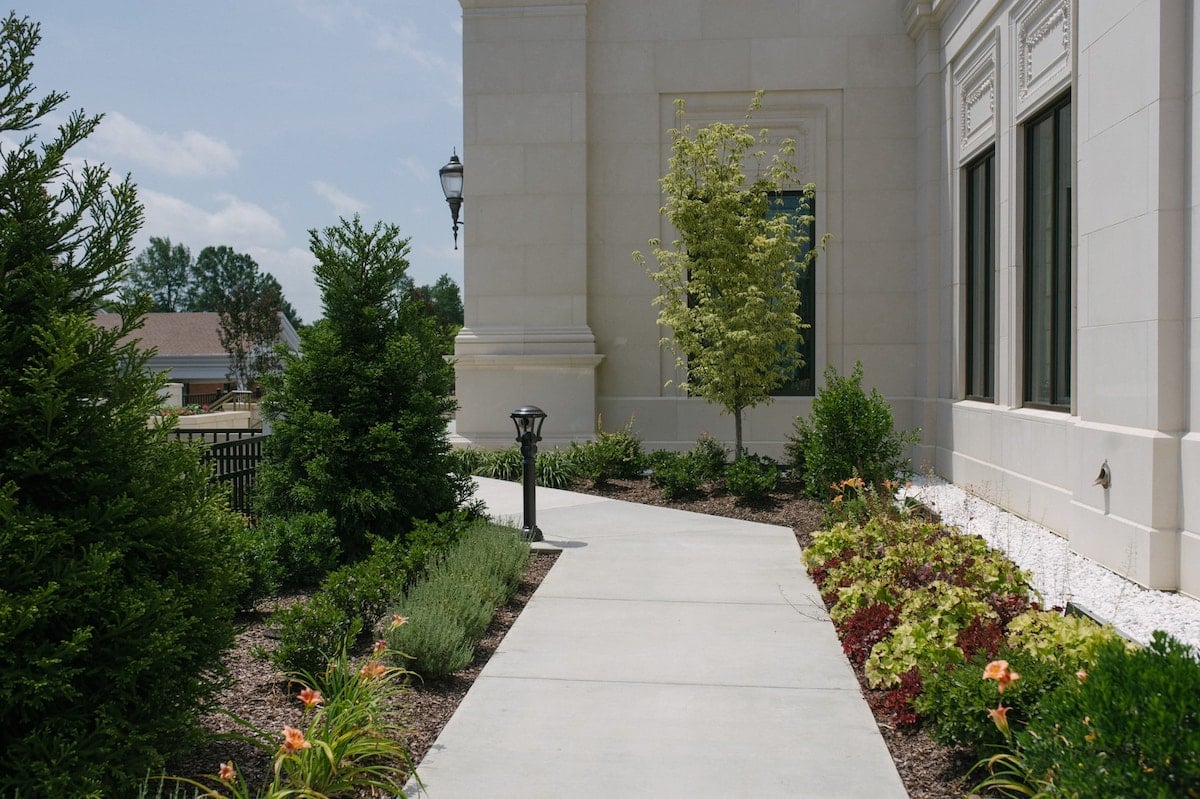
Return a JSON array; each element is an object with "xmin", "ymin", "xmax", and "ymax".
[
  {"xmin": 134, "ymin": 190, "xmax": 324, "ymax": 320},
  {"xmin": 139, "ymin": 189, "xmax": 286, "ymax": 248},
  {"xmin": 312, "ymin": 180, "xmax": 367, "ymax": 216},
  {"xmin": 91, "ymin": 112, "xmax": 237, "ymax": 178}
]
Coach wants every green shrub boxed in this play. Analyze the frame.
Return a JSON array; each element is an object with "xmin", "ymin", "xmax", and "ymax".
[
  {"xmin": 258, "ymin": 511, "xmax": 342, "ymax": 589},
  {"xmin": 270, "ymin": 538, "xmax": 406, "ymax": 675},
  {"xmin": 646, "ymin": 450, "xmax": 705, "ymax": 499},
  {"xmin": 403, "ymin": 511, "xmax": 476, "ymax": 578},
  {"xmin": 256, "ymin": 216, "xmax": 472, "ymax": 561},
  {"xmin": 441, "ymin": 523, "xmax": 530, "ymax": 602},
  {"xmin": 231, "ymin": 516, "xmax": 285, "ymax": 608},
  {"xmin": 724, "ymin": 455, "xmax": 778, "ymax": 502},
  {"xmin": 786, "ymin": 362, "xmax": 918, "ymax": 499},
  {"xmin": 389, "ymin": 607, "xmax": 475, "ymax": 681},
  {"xmin": 0, "ymin": 18, "xmax": 249, "ymax": 794},
  {"xmin": 1017, "ymin": 632, "xmax": 1200, "ymax": 797},
  {"xmin": 406, "ymin": 573, "xmax": 495, "ymax": 641},
  {"xmin": 918, "ymin": 647, "xmax": 1085, "ymax": 755},
  {"xmin": 569, "ymin": 416, "xmax": 645, "ymax": 485},
  {"xmin": 386, "ymin": 523, "xmax": 530, "ymax": 681},
  {"xmin": 689, "ymin": 433, "xmax": 730, "ymax": 482},
  {"xmin": 536, "ymin": 447, "xmax": 580, "ymax": 489},
  {"xmin": 266, "ymin": 511, "xmax": 476, "ymax": 676},
  {"xmin": 268, "ymin": 594, "xmax": 366, "ymax": 678}
]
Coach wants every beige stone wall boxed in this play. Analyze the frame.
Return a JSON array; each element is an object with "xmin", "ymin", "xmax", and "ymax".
[{"xmin": 455, "ymin": 0, "xmax": 1198, "ymax": 594}]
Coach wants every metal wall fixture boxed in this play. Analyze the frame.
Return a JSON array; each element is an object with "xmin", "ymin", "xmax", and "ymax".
[{"xmin": 439, "ymin": 150, "xmax": 464, "ymax": 249}]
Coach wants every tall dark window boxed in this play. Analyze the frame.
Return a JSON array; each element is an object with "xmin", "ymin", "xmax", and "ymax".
[
  {"xmin": 772, "ymin": 190, "xmax": 816, "ymax": 396},
  {"xmin": 1024, "ymin": 96, "xmax": 1072, "ymax": 408},
  {"xmin": 966, "ymin": 149, "xmax": 995, "ymax": 401}
]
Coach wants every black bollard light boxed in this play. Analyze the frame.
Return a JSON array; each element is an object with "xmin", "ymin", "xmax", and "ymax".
[{"xmin": 510, "ymin": 405, "xmax": 547, "ymax": 542}]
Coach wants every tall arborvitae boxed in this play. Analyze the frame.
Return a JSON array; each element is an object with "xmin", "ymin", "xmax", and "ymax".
[
  {"xmin": 257, "ymin": 215, "xmax": 470, "ymax": 558},
  {"xmin": 0, "ymin": 14, "xmax": 248, "ymax": 794}
]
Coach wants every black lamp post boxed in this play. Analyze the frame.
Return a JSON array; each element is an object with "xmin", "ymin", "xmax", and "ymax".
[
  {"xmin": 510, "ymin": 405, "xmax": 547, "ymax": 542},
  {"xmin": 439, "ymin": 150, "xmax": 464, "ymax": 249}
]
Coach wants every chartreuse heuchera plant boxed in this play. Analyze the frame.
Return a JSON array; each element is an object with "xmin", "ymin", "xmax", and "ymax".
[{"xmin": 804, "ymin": 484, "xmax": 1200, "ymax": 797}]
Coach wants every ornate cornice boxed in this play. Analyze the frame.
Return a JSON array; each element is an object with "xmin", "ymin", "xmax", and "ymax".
[{"xmin": 904, "ymin": 0, "xmax": 953, "ymax": 40}]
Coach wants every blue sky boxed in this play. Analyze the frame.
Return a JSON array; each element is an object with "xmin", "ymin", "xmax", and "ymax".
[{"xmin": 12, "ymin": 1, "xmax": 465, "ymax": 323}]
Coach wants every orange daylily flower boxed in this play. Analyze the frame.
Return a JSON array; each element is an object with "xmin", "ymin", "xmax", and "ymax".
[
  {"xmin": 390, "ymin": 614, "xmax": 409, "ymax": 630},
  {"xmin": 373, "ymin": 639, "xmax": 388, "ymax": 657},
  {"xmin": 281, "ymin": 726, "xmax": 311, "ymax": 753},
  {"xmin": 297, "ymin": 687, "xmax": 323, "ymax": 708},
  {"xmin": 987, "ymin": 704, "xmax": 1011, "ymax": 734},
  {"xmin": 982, "ymin": 660, "xmax": 1021, "ymax": 693},
  {"xmin": 218, "ymin": 761, "xmax": 235, "ymax": 781},
  {"xmin": 359, "ymin": 661, "xmax": 387, "ymax": 679}
]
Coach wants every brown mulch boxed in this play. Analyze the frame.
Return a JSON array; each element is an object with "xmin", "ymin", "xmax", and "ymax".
[{"xmin": 177, "ymin": 479, "xmax": 968, "ymax": 797}]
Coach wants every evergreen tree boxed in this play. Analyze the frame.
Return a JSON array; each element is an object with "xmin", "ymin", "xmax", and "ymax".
[
  {"xmin": 257, "ymin": 216, "xmax": 470, "ymax": 558},
  {"xmin": 0, "ymin": 15, "xmax": 248, "ymax": 794},
  {"xmin": 124, "ymin": 235, "xmax": 192, "ymax": 311},
  {"xmin": 187, "ymin": 244, "xmax": 260, "ymax": 312},
  {"xmin": 637, "ymin": 92, "xmax": 823, "ymax": 458}
]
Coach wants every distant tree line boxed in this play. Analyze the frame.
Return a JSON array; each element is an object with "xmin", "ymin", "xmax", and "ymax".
[
  {"xmin": 125, "ymin": 238, "xmax": 465, "ymax": 387},
  {"xmin": 124, "ymin": 237, "xmax": 302, "ymax": 327}
]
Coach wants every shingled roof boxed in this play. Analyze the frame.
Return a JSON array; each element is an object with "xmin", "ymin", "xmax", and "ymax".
[{"xmin": 94, "ymin": 312, "xmax": 226, "ymax": 356}]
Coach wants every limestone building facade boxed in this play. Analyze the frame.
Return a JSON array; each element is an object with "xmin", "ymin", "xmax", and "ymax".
[{"xmin": 450, "ymin": 0, "xmax": 1200, "ymax": 597}]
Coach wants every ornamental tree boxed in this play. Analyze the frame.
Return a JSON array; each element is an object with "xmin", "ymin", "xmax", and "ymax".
[
  {"xmin": 256, "ymin": 216, "xmax": 470, "ymax": 559},
  {"xmin": 637, "ymin": 92, "xmax": 823, "ymax": 458},
  {"xmin": 0, "ymin": 14, "xmax": 248, "ymax": 794}
]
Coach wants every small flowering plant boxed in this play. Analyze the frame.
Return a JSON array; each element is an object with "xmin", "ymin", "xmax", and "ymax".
[{"xmin": 156, "ymin": 643, "xmax": 416, "ymax": 798}]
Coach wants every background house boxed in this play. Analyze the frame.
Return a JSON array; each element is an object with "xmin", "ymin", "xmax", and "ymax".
[
  {"xmin": 450, "ymin": 0, "xmax": 1199, "ymax": 598},
  {"xmin": 94, "ymin": 311, "xmax": 301, "ymax": 400}
]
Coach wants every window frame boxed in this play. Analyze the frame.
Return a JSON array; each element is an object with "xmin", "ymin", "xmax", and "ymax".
[
  {"xmin": 1023, "ymin": 94, "xmax": 1072, "ymax": 410},
  {"xmin": 965, "ymin": 148, "xmax": 996, "ymax": 402},
  {"xmin": 770, "ymin": 189, "xmax": 817, "ymax": 397}
]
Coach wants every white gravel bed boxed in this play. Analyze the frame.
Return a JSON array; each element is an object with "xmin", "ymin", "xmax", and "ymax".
[{"xmin": 904, "ymin": 476, "xmax": 1200, "ymax": 651}]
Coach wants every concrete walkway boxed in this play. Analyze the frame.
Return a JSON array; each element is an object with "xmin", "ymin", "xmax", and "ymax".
[{"xmin": 403, "ymin": 478, "xmax": 907, "ymax": 799}]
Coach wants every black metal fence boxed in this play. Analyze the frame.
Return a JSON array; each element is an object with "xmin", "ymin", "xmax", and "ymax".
[
  {"xmin": 182, "ymin": 389, "xmax": 224, "ymax": 407},
  {"xmin": 168, "ymin": 429, "xmax": 265, "ymax": 514}
]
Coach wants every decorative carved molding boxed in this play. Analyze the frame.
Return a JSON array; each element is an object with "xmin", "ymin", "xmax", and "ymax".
[
  {"xmin": 955, "ymin": 34, "xmax": 999, "ymax": 163},
  {"xmin": 1014, "ymin": 0, "xmax": 1071, "ymax": 110},
  {"xmin": 962, "ymin": 75, "xmax": 995, "ymax": 146}
]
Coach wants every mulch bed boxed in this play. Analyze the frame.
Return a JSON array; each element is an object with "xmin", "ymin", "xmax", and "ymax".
[{"xmin": 175, "ymin": 478, "xmax": 969, "ymax": 797}]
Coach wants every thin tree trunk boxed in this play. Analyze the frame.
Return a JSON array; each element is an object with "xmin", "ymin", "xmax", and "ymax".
[{"xmin": 734, "ymin": 408, "xmax": 744, "ymax": 460}]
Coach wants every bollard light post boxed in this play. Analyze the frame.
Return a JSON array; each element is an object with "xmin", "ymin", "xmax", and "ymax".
[{"xmin": 510, "ymin": 406, "xmax": 547, "ymax": 542}]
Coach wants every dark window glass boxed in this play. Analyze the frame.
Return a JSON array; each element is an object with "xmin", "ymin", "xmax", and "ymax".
[
  {"xmin": 1025, "ymin": 97, "xmax": 1072, "ymax": 408},
  {"xmin": 771, "ymin": 190, "xmax": 816, "ymax": 396},
  {"xmin": 966, "ymin": 149, "xmax": 995, "ymax": 401}
]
